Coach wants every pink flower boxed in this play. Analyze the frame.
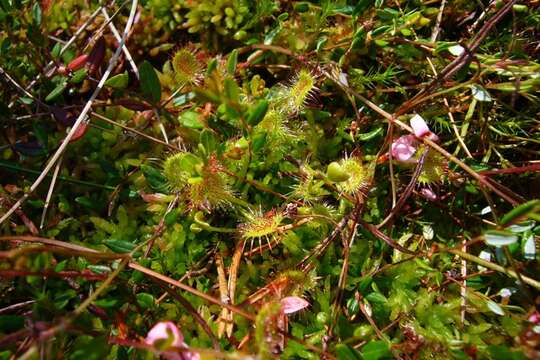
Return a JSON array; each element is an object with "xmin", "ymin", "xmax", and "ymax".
[
  {"xmin": 528, "ymin": 311, "xmax": 540, "ymax": 324},
  {"xmin": 146, "ymin": 322, "xmax": 183, "ymax": 348},
  {"xmin": 280, "ymin": 296, "xmax": 309, "ymax": 314},
  {"xmin": 391, "ymin": 135, "xmax": 417, "ymax": 162},
  {"xmin": 410, "ymin": 114, "xmax": 439, "ymax": 142},
  {"xmin": 420, "ymin": 188, "xmax": 437, "ymax": 201},
  {"xmin": 146, "ymin": 322, "xmax": 200, "ymax": 360}
]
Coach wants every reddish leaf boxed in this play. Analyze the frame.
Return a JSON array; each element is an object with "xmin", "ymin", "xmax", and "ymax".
[
  {"xmin": 41, "ymin": 0, "xmax": 53, "ymax": 13},
  {"xmin": 69, "ymin": 122, "xmax": 88, "ymax": 142},
  {"xmin": 67, "ymin": 54, "xmax": 89, "ymax": 72},
  {"xmin": 87, "ymin": 37, "xmax": 106, "ymax": 75}
]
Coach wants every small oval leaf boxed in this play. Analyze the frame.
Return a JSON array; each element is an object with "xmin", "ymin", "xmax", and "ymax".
[
  {"xmin": 45, "ymin": 82, "xmax": 67, "ymax": 102},
  {"xmin": 104, "ymin": 71, "xmax": 129, "ymax": 89},
  {"xmin": 139, "ymin": 60, "xmax": 161, "ymax": 103},
  {"xmin": 247, "ymin": 100, "xmax": 269, "ymax": 126}
]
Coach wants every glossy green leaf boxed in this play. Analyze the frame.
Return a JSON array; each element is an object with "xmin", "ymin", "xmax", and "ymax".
[
  {"xmin": 247, "ymin": 100, "xmax": 269, "ymax": 126},
  {"xmin": 360, "ymin": 340, "xmax": 392, "ymax": 360},
  {"xmin": 104, "ymin": 239, "xmax": 135, "ymax": 253},
  {"xmin": 227, "ymin": 49, "xmax": 238, "ymax": 75},
  {"xmin": 45, "ymin": 82, "xmax": 67, "ymax": 102},
  {"xmin": 141, "ymin": 164, "xmax": 168, "ymax": 192},
  {"xmin": 336, "ymin": 344, "xmax": 362, "ymax": 360},
  {"xmin": 104, "ymin": 71, "xmax": 129, "ymax": 89},
  {"xmin": 501, "ymin": 200, "xmax": 540, "ymax": 226},
  {"xmin": 484, "ymin": 230, "xmax": 518, "ymax": 247},
  {"xmin": 139, "ymin": 60, "xmax": 161, "ymax": 103},
  {"xmin": 179, "ymin": 110, "xmax": 203, "ymax": 129}
]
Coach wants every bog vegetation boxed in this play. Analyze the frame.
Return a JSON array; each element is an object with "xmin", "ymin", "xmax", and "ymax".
[{"xmin": 0, "ymin": 0, "xmax": 539, "ymax": 359}]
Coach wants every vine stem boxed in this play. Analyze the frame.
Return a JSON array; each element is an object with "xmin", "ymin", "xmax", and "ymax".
[
  {"xmin": 0, "ymin": 0, "xmax": 139, "ymax": 225},
  {"xmin": 447, "ymin": 248, "xmax": 540, "ymax": 290}
]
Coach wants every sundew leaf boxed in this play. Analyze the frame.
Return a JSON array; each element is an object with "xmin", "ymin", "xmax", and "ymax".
[{"xmin": 484, "ymin": 230, "xmax": 518, "ymax": 247}]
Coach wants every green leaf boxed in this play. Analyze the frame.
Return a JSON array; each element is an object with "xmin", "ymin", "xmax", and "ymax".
[
  {"xmin": 104, "ymin": 71, "xmax": 129, "ymax": 89},
  {"xmin": 227, "ymin": 49, "xmax": 238, "ymax": 75},
  {"xmin": 484, "ymin": 230, "xmax": 518, "ymax": 247},
  {"xmin": 51, "ymin": 42, "xmax": 62, "ymax": 59},
  {"xmin": 487, "ymin": 300, "xmax": 505, "ymax": 316},
  {"xmin": 69, "ymin": 336, "xmax": 109, "ymax": 360},
  {"xmin": 179, "ymin": 110, "xmax": 204, "ymax": 129},
  {"xmin": 141, "ymin": 164, "xmax": 168, "ymax": 192},
  {"xmin": 501, "ymin": 200, "xmax": 540, "ymax": 226},
  {"xmin": 139, "ymin": 60, "xmax": 161, "ymax": 103},
  {"xmin": 247, "ymin": 100, "xmax": 269, "ymax": 126},
  {"xmin": 104, "ymin": 239, "xmax": 135, "ymax": 253},
  {"xmin": 360, "ymin": 340, "xmax": 392, "ymax": 360},
  {"xmin": 136, "ymin": 292, "xmax": 155, "ymax": 309},
  {"xmin": 448, "ymin": 44, "xmax": 465, "ymax": 56},
  {"xmin": 352, "ymin": 0, "xmax": 373, "ymax": 17},
  {"xmin": 32, "ymin": 2, "xmax": 41, "ymax": 26},
  {"xmin": 45, "ymin": 82, "xmax": 67, "ymax": 102},
  {"xmin": 488, "ymin": 345, "xmax": 526, "ymax": 360},
  {"xmin": 224, "ymin": 77, "xmax": 240, "ymax": 102},
  {"xmin": 357, "ymin": 127, "xmax": 383, "ymax": 141},
  {"xmin": 252, "ymin": 131, "xmax": 267, "ymax": 153},
  {"xmin": 87, "ymin": 265, "xmax": 111, "ymax": 274},
  {"xmin": 70, "ymin": 68, "xmax": 88, "ymax": 84},
  {"xmin": 471, "ymin": 85, "xmax": 492, "ymax": 102},
  {"xmin": 200, "ymin": 129, "xmax": 217, "ymax": 154},
  {"xmin": 508, "ymin": 220, "xmax": 535, "ymax": 233},
  {"xmin": 335, "ymin": 344, "xmax": 362, "ymax": 360},
  {"xmin": 206, "ymin": 58, "xmax": 218, "ymax": 75}
]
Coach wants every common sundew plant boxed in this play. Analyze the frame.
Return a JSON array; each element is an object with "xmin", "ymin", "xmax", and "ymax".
[{"xmin": 1, "ymin": 0, "xmax": 540, "ymax": 359}]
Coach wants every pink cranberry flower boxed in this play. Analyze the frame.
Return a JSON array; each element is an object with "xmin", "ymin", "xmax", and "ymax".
[
  {"xmin": 280, "ymin": 296, "xmax": 309, "ymax": 314},
  {"xmin": 410, "ymin": 114, "xmax": 439, "ymax": 142},
  {"xmin": 391, "ymin": 135, "xmax": 417, "ymax": 162},
  {"xmin": 528, "ymin": 311, "xmax": 540, "ymax": 324},
  {"xmin": 146, "ymin": 322, "xmax": 200, "ymax": 360},
  {"xmin": 391, "ymin": 115, "xmax": 439, "ymax": 163}
]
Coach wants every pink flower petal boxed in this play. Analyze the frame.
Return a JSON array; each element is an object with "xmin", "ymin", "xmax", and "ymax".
[
  {"xmin": 146, "ymin": 321, "xmax": 184, "ymax": 348},
  {"xmin": 410, "ymin": 114, "xmax": 432, "ymax": 138},
  {"xmin": 391, "ymin": 135, "xmax": 417, "ymax": 162},
  {"xmin": 280, "ymin": 296, "xmax": 309, "ymax": 314},
  {"xmin": 426, "ymin": 132, "xmax": 439, "ymax": 142},
  {"xmin": 528, "ymin": 311, "xmax": 540, "ymax": 324}
]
